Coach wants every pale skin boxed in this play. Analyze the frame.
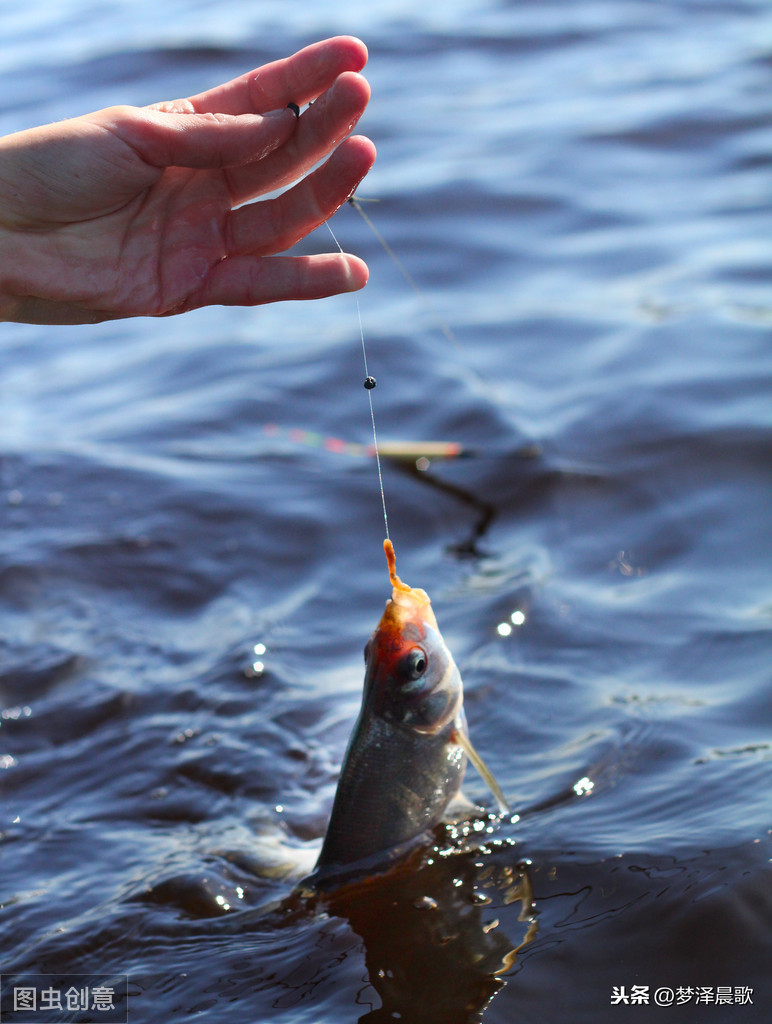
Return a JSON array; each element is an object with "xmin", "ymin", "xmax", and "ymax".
[{"xmin": 0, "ymin": 36, "xmax": 376, "ymax": 325}]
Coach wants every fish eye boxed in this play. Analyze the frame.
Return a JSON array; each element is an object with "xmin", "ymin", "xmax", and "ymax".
[{"xmin": 404, "ymin": 647, "xmax": 427, "ymax": 680}]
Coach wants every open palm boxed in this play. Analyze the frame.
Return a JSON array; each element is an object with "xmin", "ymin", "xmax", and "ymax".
[{"xmin": 0, "ymin": 36, "xmax": 375, "ymax": 325}]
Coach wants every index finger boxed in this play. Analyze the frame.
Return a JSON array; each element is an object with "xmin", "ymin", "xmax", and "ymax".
[{"xmin": 183, "ymin": 36, "xmax": 368, "ymax": 116}]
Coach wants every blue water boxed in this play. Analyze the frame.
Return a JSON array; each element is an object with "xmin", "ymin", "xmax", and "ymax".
[{"xmin": 0, "ymin": 2, "xmax": 770, "ymax": 1022}]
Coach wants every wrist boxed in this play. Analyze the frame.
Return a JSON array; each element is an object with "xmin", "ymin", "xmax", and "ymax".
[
  {"xmin": 0, "ymin": 133, "xmax": 30, "ymax": 322},
  {"xmin": 0, "ymin": 230, "xmax": 19, "ymax": 322}
]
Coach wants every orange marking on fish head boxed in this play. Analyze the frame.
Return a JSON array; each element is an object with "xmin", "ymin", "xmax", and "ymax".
[{"xmin": 380, "ymin": 539, "xmax": 438, "ymax": 641}]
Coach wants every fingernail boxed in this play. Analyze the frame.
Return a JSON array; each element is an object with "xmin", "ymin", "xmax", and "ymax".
[{"xmin": 287, "ymin": 102, "xmax": 300, "ymax": 118}]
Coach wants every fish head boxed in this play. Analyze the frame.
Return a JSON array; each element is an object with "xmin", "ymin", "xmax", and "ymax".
[{"xmin": 363, "ymin": 567, "xmax": 462, "ymax": 735}]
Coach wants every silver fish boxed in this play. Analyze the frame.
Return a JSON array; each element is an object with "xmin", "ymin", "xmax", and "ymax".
[{"xmin": 315, "ymin": 540, "xmax": 509, "ymax": 881}]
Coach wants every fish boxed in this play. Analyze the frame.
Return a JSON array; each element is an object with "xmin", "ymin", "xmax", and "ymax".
[{"xmin": 314, "ymin": 539, "xmax": 509, "ymax": 883}]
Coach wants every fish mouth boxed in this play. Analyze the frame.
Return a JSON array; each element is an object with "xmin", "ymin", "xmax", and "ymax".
[
  {"xmin": 381, "ymin": 584, "xmax": 438, "ymax": 633},
  {"xmin": 363, "ymin": 575, "xmax": 439, "ymax": 678}
]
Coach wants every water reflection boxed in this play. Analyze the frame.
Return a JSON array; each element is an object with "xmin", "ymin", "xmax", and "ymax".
[{"xmin": 300, "ymin": 836, "xmax": 537, "ymax": 1024}]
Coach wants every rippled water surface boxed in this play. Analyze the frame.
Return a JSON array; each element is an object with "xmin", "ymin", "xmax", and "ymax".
[{"xmin": 1, "ymin": 2, "xmax": 770, "ymax": 1022}]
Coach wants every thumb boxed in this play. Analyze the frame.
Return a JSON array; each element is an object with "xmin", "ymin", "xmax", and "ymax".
[{"xmin": 101, "ymin": 104, "xmax": 298, "ymax": 170}]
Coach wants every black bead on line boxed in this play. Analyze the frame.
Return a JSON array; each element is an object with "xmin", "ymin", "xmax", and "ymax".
[{"xmin": 364, "ymin": 376, "xmax": 377, "ymax": 390}]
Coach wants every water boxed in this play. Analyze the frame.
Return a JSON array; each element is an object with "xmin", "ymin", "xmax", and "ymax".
[{"xmin": 0, "ymin": 1, "xmax": 770, "ymax": 1021}]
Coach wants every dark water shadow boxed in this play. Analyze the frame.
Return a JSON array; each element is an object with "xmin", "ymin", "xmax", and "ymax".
[
  {"xmin": 387, "ymin": 444, "xmax": 544, "ymax": 558},
  {"xmin": 310, "ymin": 844, "xmax": 535, "ymax": 1024}
]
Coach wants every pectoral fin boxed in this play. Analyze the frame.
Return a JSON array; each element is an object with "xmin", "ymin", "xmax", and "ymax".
[
  {"xmin": 443, "ymin": 789, "xmax": 481, "ymax": 822},
  {"xmin": 453, "ymin": 726, "xmax": 511, "ymax": 815}
]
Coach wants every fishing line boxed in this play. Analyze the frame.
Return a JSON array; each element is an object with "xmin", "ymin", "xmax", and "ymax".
[
  {"xmin": 348, "ymin": 197, "xmax": 460, "ymax": 352},
  {"xmin": 347, "ymin": 197, "xmax": 503, "ymax": 411},
  {"xmin": 287, "ymin": 100, "xmax": 390, "ymax": 541},
  {"xmin": 323, "ymin": 218, "xmax": 390, "ymax": 542}
]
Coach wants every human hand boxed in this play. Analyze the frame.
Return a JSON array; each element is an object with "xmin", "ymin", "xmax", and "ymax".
[{"xmin": 0, "ymin": 36, "xmax": 375, "ymax": 325}]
